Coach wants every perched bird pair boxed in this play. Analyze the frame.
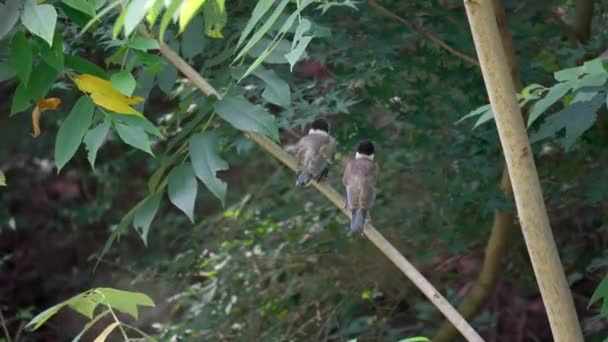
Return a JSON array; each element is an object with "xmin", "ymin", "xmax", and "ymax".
[{"xmin": 295, "ymin": 118, "xmax": 378, "ymax": 233}]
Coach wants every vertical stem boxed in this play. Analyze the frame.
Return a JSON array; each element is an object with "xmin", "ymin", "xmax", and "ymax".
[{"xmin": 463, "ymin": 1, "xmax": 583, "ymax": 341}]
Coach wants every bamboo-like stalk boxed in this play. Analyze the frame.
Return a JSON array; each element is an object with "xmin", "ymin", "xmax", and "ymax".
[
  {"xmin": 143, "ymin": 29, "xmax": 484, "ymax": 342},
  {"xmin": 462, "ymin": 1, "xmax": 583, "ymax": 341}
]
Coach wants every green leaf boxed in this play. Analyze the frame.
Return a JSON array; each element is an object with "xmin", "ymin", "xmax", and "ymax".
[
  {"xmin": 55, "ymin": 96, "xmax": 95, "ymax": 172},
  {"xmin": 0, "ymin": 0, "xmax": 21, "ymax": 40},
  {"xmin": 179, "ymin": 0, "xmax": 207, "ymax": 33},
  {"xmin": 10, "ymin": 82, "xmax": 32, "ymax": 115},
  {"xmin": 248, "ymin": 38, "xmax": 293, "ymax": 64},
  {"xmin": 26, "ymin": 61, "xmax": 59, "ymax": 100},
  {"xmin": 0, "ymin": 170, "xmax": 6, "ymax": 186},
  {"xmin": 236, "ymin": 0, "xmax": 274, "ymax": 49},
  {"xmin": 527, "ymin": 81, "xmax": 573, "ymax": 127},
  {"xmin": 133, "ymin": 191, "xmax": 162, "ymax": 245},
  {"xmin": 571, "ymin": 91, "xmax": 599, "ymax": 104},
  {"xmin": 40, "ymin": 33, "xmax": 65, "ymax": 73},
  {"xmin": 473, "ymin": 109, "xmax": 494, "ymax": 129},
  {"xmin": 127, "ymin": 37, "xmax": 160, "ymax": 51},
  {"xmin": 189, "ymin": 133, "xmax": 229, "ymax": 206},
  {"xmin": 10, "ymin": 32, "xmax": 33, "ymax": 86},
  {"xmin": 94, "ymin": 288, "xmax": 155, "ymax": 319},
  {"xmin": 111, "ymin": 113, "xmax": 163, "ymax": 138},
  {"xmin": 554, "ymin": 65, "xmax": 583, "ymax": 82},
  {"xmin": 214, "ymin": 95, "xmax": 279, "ymax": 141},
  {"xmin": 181, "ymin": 17, "xmax": 206, "ymax": 59},
  {"xmin": 253, "ymin": 67, "xmax": 290, "ymax": 107},
  {"xmin": 26, "ymin": 301, "xmax": 69, "ymax": 331},
  {"xmin": 530, "ymin": 93, "xmax": 604, "ymax": 150},
  {"xmin": 583, "ymin": 58, "xmax": 605, "ymax": 74},
  {"xmin": 396, "ymin": 338, "xmax": 431, "ymax": 342},
  {"xmin": 94, "ymin": 322, "xmax": 120, "ymax": 342},
  {"xmin": 285, "ymin": 36, "xmax": 312, "ymax": 71},
  {"xmin": 59, "ymin": 3, "xmax": 92, "ymax": 27},
  {"xmin": 111, "ymin": 70, "xmax": 136, "ymax": 96},
  {"xmin": 157, "ymin": 63, "xmax": 177, "ymax": 94},
  {"xmin": 115, "ymin": 122, "xmax": 154, "ymax": 155},
  {"xmin": 124, "ymin": 0, "xmax": 148, "ymax": 36},
  {"xmin": 61, "ymin": 0, "xmax": 96, "ymax": 16},
  {"xmin": 145, "ymin": 0, "xmax": 164, "ymax": 26},
  {"xmin": 456, "ymin": 104, "xmax": 491, "ymax": 124},
  {"xmin": 83, "ymin": 118, "xmax": 111, "ymax": 168},
  {"xmin": 590, "ymin": 273, "xmax": 608, "ymax": 317},
  {"xmin": 168, "ymin": 162, "xmax": 198, "ymax": 222},
  {"xmin": 202, "ymin": 0, "xmax": 226, "ymax": 38},
  {"xmin": 233, "ymin": 0, "xmax": 290, "ymax": 62},
  {"xmin": 159, "ymin": 0, "xmax": 184, "ymax": 41},
  {"xmin": 20, "ymin": 0, "xmax": 57, "ymax": 46},
  {"xmin": 575, "ymin": 73, "xmax": 608, "ymax": 90},
  {"xmin": 0, "ymin": 62, "xmax": 17, "ymax": 82},
  {"xmin": 112, "ymin": 9, "xmax": 127, "ymax": 38},
  {"xmin": 67, "ymin": 295, "xmax": 98, "ymax": 319},
  {"xmin": 65, "ymin": 55, "xmax": 109, "ymax": 79}
]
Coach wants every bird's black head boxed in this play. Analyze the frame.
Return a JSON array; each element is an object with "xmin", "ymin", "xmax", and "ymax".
[
  {"xmin": 311, "ymin": 118, "xmax": 330, "ymax": 133},
  {"xmin": 357, "ymin": 139, "xmax": 375, "ymax": 156}
]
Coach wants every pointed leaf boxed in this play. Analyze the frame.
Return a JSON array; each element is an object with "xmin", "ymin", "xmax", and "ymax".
[
  {"xmin": 25, "ymin": 302, "xmax": 69, "ymax": 331},
  {"xmin": 73, "ymin": 310, "xmax": 111, "ymax": 342},
  {"xmin": 133, "ymin": 191, "xmax": 162, "ymax": 245},
  {"xmin": 10, "ymin": 31, "xmax": 33, "ymax": 86},
  {"xmin": 127, "ymin": 37, "xmax": 160, "ymax": 51},
  {"xmin": 584, "ymin": 58, "xmax": 605, "ymax": 74},
  {"xmin": 554, "ymin": 65, "xmax": 583, "ymax": 82},
  {"xmin": 55, "ymin": 96, "xmax": 95, "ymax": 172},
  {"xmin": 236, "ymin": 0, "xmax": 274, "ymax": 49},
  {"xmin": 21, "ymin": 0, "xmax": 57, "ymax": 46},
  {"xmin": 94, "ymin": 288, "xmax": 155, "ymax": 319},
  {"xmin": 83, "ymin": 118, "xmax": 111, "ymax": 168},
  {"xmin": 253, "ymin": 67, "xmax": 290, "ymax": 107},
  {"xmin": 111, "ymin": 71, "xmax": 136, "ymax": 96},
  {"xmin": 168, "ymin": 162, "xmax": 197, "ymax": 221},
  {"xmin": 159, "ymin": 0, "xmax": 184, "ymax": 41},
  {"xmin": 157, "ymin": 63, "xmax": 177, "ymax": 94},
  {"xmin": 181, "ymin": 17, "xmax": 205, "ymax": 59},
  {"xmin": 0, "ymin": 170, "xmax": 6, "ymax": 186},
  {"xmin": 61, "ymin": 0, "xmax": 96, "ymax": 16},
  {"xmin": 67, "ymin": 295, "xmax": 98, "ymax": 319},
  {"xmin": 11, "ymin": 82, "xmax": 32, "ymax": 115},
  {"xmin": 115, "ymin": 122, "xmax": 153, "ymax": 155},
  {"xmin": 214, "ymin": 95, "xmax": 279, "ymax": 141},
  {"xmin": 65, "ymin": 55, "xmax": 109, "ymax": 79},
  {"xmin": 26, "ymin": 61, "xmax": 59, "ymax": 101},
  {"xmin": 0, "ymin": 0, "xmax": 21, "ymax": 40},
  {"xmin": 590, "ymin": 274, "xmax": 608, "ymax": 317},
  {"xmin": 73, "ymin": 73, "xmax": 144, "ymax": 116},
  {"xmin": 527, "ymin": 81, "xmax": 573, "ymax": 127},
  {"xmin": 179, "ymin": 0, "xmax": 207, "ymax": 32},
  {"xmin": 124, "ymin": 0, "xmax": 148, "ymax": 36},
  {"xmin": 111, "ymin": 113, "xmax": 163, "ymax": 138},
  {"xmin": 285, "ymin": 36, "xmax": 312, "ymax": 71},
  {"xmin": 189, "ymin": 133, "xmax": 229, "ymax": 205}
]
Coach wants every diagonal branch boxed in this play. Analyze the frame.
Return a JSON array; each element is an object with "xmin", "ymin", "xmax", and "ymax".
[
  {"xmin": 143, "ymin": 28, "xmax": 484, "ymax": 342},
  {"xmin": 368, "ymin": 0, "xmax": 480, "ymax": 67}
]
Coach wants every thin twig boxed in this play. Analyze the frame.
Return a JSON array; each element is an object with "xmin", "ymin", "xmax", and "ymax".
[
  {"xmin": 142, "ymin": 26, "xmax": 484, "ymax": 342},
  {"xmin": 0, "ymin": 308, "xmax": 12, "ymax": 342},
  {"xmin": 367, "ymin": 0, "xmax": 480, "ymax": 67}
]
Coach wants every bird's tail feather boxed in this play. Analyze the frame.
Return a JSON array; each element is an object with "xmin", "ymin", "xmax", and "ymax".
[
  {"xmin": 350, "ymin": 209, "xmax": 367, "ymax": 233},
  {"xmin": 296, "ymin": 172, "xmax": 313, "ymax": 187}
]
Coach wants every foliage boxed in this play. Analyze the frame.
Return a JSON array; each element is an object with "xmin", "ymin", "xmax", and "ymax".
[{"xmin": 3, "ymin": 0, "xmax": 608, "ymax": 341}]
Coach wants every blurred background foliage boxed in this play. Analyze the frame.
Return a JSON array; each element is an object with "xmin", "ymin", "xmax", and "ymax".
[{"xmin": 2, "ymin": 0, "xmax": 608, "ymax": 341}]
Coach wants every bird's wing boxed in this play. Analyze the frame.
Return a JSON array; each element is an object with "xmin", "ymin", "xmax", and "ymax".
[{"xmin": 320, "ymin": 137, "xmax": 337, "ymax": 164}]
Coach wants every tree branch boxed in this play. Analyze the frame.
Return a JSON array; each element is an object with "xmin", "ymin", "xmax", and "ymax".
[
  {"xmin": 368, "ymin": 0, "xmax": 480, "ymax": 67},
  {"xmin": 143, "ymin": 28, "xmax": 484, "ymax": 342}
]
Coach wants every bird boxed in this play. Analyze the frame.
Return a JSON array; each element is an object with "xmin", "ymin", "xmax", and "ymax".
[
  {"xmin": 295, "ymin": 118, "xmax": 337, "ymax": 187},
  {"xmin": 343, "ymin": 139, "xmax": 378, "ymax": 234}
]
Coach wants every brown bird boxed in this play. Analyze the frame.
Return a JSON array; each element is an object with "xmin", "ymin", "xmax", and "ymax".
[
  {"xmin": 343, "ymin": 139, "xmax": 378, "ymax": 233},
  {"xmin": 295, "ymin": 118, "xmax": 337, "ymax": 187}
]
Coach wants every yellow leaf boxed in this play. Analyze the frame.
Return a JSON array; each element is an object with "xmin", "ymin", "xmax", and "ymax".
[
  {"xmin": 179, "ymin": 0, "xmax": 207, "ymax": 33},
  {"xmin": 203, "ymin": 0, "xmax": 226, "ymax": 39},
  {"xmin": 31, "ymin": 97, "xmax": 62, "ymax": 138},
  {"xmin": 94, "ymin": 322, "xmax": 120, "ymax": 342},
  {"xmin": 72, "ymin": 74, "xmax": 144, "ymax": 116}
]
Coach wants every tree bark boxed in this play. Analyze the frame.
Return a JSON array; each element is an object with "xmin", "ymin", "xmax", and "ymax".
[
  {"xmin": 434, "ymin": 1, "xmax": 520, "ymax": 340},
  {"xmin": 462, "ymin": 1, "xmax": 583, "ymax": 341},
  {"xmin": 574, "ymin": 0, "xmax": 594, "ymax": 42}
]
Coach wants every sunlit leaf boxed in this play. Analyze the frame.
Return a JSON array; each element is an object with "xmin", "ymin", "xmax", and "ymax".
[
  {"xmin": 25, "ymin": 301, "xmax": 69, "ymax": 331},
  {"xmin": 159, "ymin": 0, "xmax": 184, "ymax": 41},
  {"xmin": 168, "ymin": 162, "xmax": 198, "ymax": 222},
  {"xmin": 189, "ymin": 133, "xmax": 229, "ymax": 205},
  {"xmin": 94, "ymin": 288, "xmax": 155, "ymax": 319},
  {"xmin": 124, "ymin": 0, "xmax": 148, "ymax": 36},
  {"xmin": 0, "ymin": 0, "xmax": 21, "ymax": 40},
  {"xmin": 179, "ymin": 0, "xmax": 207, "ymax": 33},
  {"xmin": 55, "ymin": 96, "xmax": 93, "ymax": 171},
  {"xmin": 203, "ymin": 0, "xmax": 226, "ymax": 38},
  {"xmin": 20, "ymin": 0, "xmax": 57, "ymax": 46},
  {"xmin": 0, "ymin": 170, "xmax": 6, "ymax": 187},
  {"xmin": 73, "ymin": 73, "xmax": 144, "ymax": 116},
  {"xmin": 236, "ymin": 0, "xmax": 274, "ymax": 49}
]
